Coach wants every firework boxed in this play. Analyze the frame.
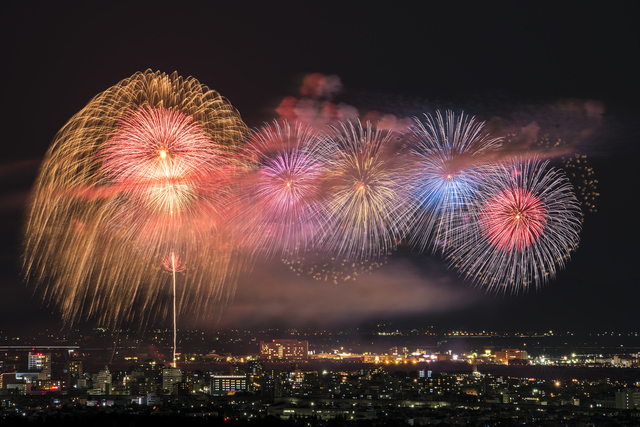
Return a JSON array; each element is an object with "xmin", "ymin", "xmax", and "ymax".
[
  {"xmin": 234, "ymin": 120, "xmax": 332, "ymax": 257},
  {"xmin": 99, "ymin": 106, "xmax": 228, "ymax": 216},
  {"xmin": 314, "ymin": 121, "xmax": 412, "ymax": 260},
  {"xmin": 162, "ymin": 251, "xmax": 186, "ymax": 367},
  {"xmin": 407, "ymin": 111, "xmax": 501, "ymax": 253},
  {"xmin": 162, "ymin": 252, "xmax": 187, "ymax": 273},
  {"xmin": 448, "ymin": 159, "xmax": 582, "ymax": 293},
  {"xmin": 282, "ymin": 249, "xmax": 389, "ymax": 285},
  {"xmin": 23, "ymin": 70, "xmax": 248, "ymax": 328},
  {"xmin": 563, "ymin": 152, "xmax": 598, "ymax": 215},
  {"xmin": 507, "ymin": 130, "xmax": 599, "ymax": 218}
]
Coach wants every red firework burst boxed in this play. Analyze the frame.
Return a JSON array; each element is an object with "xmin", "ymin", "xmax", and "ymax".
[
  {"xmin": 162, "ymin": 252, "xmax": 186, "ymax": 272},
  {"xmin": 480, "ymin": 187, "xmax": 547, "ymax": 252},
  {"xmin": 448, "ymin": 158, "xmax": 581, "ymax": 293},
  {"xmin": 99, "ymin": 105, "xmax": 229, "ymax": 215}
]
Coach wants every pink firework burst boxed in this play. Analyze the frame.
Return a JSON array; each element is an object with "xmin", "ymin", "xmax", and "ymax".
[
  {"xmin": 234, "ymin": 120, "xmax": 332, "ymax": 257},
  {"xmin": 162, "ymin": 252, "xmax": 186, "ymax": 272},
  {"xmin": 99, "ymin": 105, "xmax": 229, "ymax": 216},
  {"xmin": 480, "ymin": 187, "xmax": 547, "ymax": 252}
]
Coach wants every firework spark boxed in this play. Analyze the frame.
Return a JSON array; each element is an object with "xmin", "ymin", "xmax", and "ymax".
[
  {"xmin": 282, "ymin": 249, "xmax": 389, "ymax": 285},
  {"xmin": 162, "ymin": 251, "xmax": 187, "ymax": 273},
  {"xmin": 481, "ymin": 187, "xmax": 547, "ymax": 251},
  {"xmin": 314, "ymin": 121, "xmax": 413, "ymax": 260},
  {"xmin": 99, "ymin": 106, "xmax": 227, "ymax": 216},
  {"xmin": 407, "ymin": 111, "xmax": 501, "ymax": 253},
  {"xmin": 448, "ymin": 159, "xmax": 582, "ymax": 293},
  {"xmin": 560, "ymin": 149, "xmax": 598, "ymax": 217},
  {"xmin": 502, "ymin": 132, "xmax": 598, "ymax": 219},
  {"xmin": 23, "ymin": 70, "xmax": 248, "ymax": 328},
  {"xmin": 234, "ymin": 120, "xmax": 332, "ymax": 257}
]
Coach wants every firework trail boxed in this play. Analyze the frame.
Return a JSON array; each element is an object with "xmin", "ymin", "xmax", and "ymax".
[
  {"xmin": 448, "ymin": 158, "xmax": 582, "ymax": 293},
  {"xmin": 407, "ymin": 111, "xmax": 502, "ymax": 253},
  {"xmin": 234, "ymin": 120, "xmax": 333, "ymax": 258},
  {"xmin": 314, "ymin": 121, "xmax": 413, "ymax": 261},
  {"xmin": 23, "ymin": 70, "xmax": 248, "ymax": 328},
  {"xmin": 162, "ymin": 251, "xmax": 186, "ymax": 367}
]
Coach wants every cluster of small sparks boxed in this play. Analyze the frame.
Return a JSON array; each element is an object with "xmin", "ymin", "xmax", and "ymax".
[
  {"xmin": 562, "ymin": 153, "xmax": 598, "ymax": 216},
  {"xmin": 282, "ymin": 250, "xmax": 390, "ymax": 285},
  {"xmin": 537, "ymin": 134, "xmax": 599, "ymax": 218},
  {"xmin": 24, "ymin": 71, "xmax": 588, "ymax": 331}
]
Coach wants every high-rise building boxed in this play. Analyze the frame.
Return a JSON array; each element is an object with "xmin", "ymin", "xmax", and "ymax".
[
  {"xmin": 28, "ymin": 352, "xmax": 52, "ymax": 380},
  {"xmin": 260, "ymin": 339, "xmax": 308, "ymax": 361},
  {"xmin": 260, "ymin": 370, "xmax": 281, "ymax": 398},
  {"xmin": 2, "ymin": 355, "xmax": 20, "ymax": 373},
  {"xmin": 64, "ymin": 360, "xmax": 83, "ymax": 391},
  {"xmin": 248, "ymin": 360, "xmax": 263, "ymax": 376},
  {"xmin": 128, "ymin": 359, "xmax": 163, "ymax": 395},
  {"xmin": 175, "ymin": 381, "xmax": 192, "ymax": 396},
  {"xmin": 65, "ymin": 360, "xmax": 83, "ymax": 376},
  {"xmin": 162, "ymin": 367, "xmax": 182, "ymax": 394},
  {"xmin": 96, "ymin": 366, "xmax": 112, "ymax": 394}
]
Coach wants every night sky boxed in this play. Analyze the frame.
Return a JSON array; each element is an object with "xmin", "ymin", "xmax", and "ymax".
[{"xmin": 1, "ymin": 3, "xmax": 638, "ymax": 335}]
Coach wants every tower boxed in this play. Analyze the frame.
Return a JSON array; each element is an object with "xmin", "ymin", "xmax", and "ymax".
[{"xmin": 28, "ymin": 352, "xmax": 51, "ymax": 380}]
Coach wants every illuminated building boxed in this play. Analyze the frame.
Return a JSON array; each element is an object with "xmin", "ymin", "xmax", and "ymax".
[
  {"xmin": 419, "ymin": 370, "xmax": 432, "ymax": 378},
  {"xmin": 31, "ymin": 378, "xmax": 62, "ymax": 394},
  {"xmin": 1, "ymin": 355, "xmax": 19, "ymax": 373},
  {"xmin": 210, "ymin": 374, "xmax": 247, "ymax": 395},
  {"xmin": 146, "ymin": 393, "xmax": 157, "ymax": 406},
  {"xmin": 248, "ymin": 360, "xmax": 263, "ymax": 376},
  {"xmin": 65, "ymin": 360, "xmax": 83, "ymax": 376},
  {"xmin": 175, "ymin": 381, "xmax": 192, "ymax": 396},
  {"xmin": 28, "ymin": 351, "xmax": 51, "ymax": 379},
  {"xmin": 64, "ymin": 360, "xmax": 83, "ymax": 390},
  {"xmin": 162, "ymin": 367, "xmax": 182, "ymax": 394},
  {"xmin": 260, "ymin": 370, "xmax": 281, "ymax": 398},
  {"xmin": 495, "ymin": 349, "xmax": 528, "ymax": 364},
  {"xmin": 130, "ymin": 377, "xmax": 158, "ymax": 395},
  {"xmin": 616, "ymin": 389, "xmax": 640, "ymax": 409},
  {"xmin": 260, "ymin": 339, "xmax": 308, "ymax": 361},
  {"xmin": 95, "ymin": 366, "xmax": 112, "ymax": 394}
]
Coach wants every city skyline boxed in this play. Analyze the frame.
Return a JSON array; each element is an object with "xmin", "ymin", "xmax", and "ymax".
[
  {"xmin": 1, "ymin": 3, "xmax": 638, "ymax": 336},
  {"xmin": 2, "ymin": 331, "xmax": 638, "ymax": 423}
]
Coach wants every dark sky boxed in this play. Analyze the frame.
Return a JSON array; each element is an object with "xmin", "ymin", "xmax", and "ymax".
[{"xmin": 1, "ymin": 2, "xmax": 638, "ymax": 335}]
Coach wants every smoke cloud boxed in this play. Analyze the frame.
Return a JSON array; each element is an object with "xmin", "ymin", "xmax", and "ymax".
[
  {"xmin": 213, "ymin": 256, "xmax": 486, "ymax": 329},
  {"xmin": 274, "ymin": 73, "xmax": 605, "ymax": 162}
]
